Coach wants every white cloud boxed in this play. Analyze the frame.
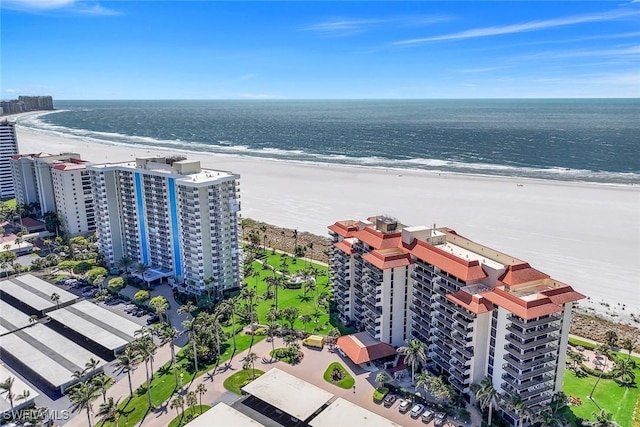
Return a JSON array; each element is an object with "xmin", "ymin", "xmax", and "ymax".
[
  {"xmin": 303, "ymin": 15, "xmax": 453, "ymax": 36},
  {"xmin": 393, "ymin": 9, "xmax": 640, "ymax": 46},
  {"xmin": 456, "ymin": 66, "xmax": 505, "ymax": 73},
  {"xmin": 519, "ymin": 45, "xmax": 640, "ymax": 60},
  {"xmin": 2, "ymin": 0, "xmax": 119, "ymax": 15},
  {"xmin": 239, "ymin": 73, "xmax": 257, "ymax": 81}
]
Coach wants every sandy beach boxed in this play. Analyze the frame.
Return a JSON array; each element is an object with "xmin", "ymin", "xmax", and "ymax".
[{"xmin": 11, "ymin": 117, "xmax": 640, "ymax": 321}]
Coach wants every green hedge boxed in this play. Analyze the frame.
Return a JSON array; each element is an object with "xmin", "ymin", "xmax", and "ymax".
[
  {"xmin": 373, "ymin": 387, "xmax": 389, "ymax": 403},
  {"xmin": 579, "ymin": 363, "xmax": 618, "ymax": 380}
]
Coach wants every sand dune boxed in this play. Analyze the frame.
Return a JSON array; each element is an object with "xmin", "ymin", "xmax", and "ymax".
[{"xmin": 13, "ymin": 121, "xmax": 640, "ymax": 321}]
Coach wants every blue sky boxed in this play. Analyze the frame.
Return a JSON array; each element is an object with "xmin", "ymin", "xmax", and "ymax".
[{"xmin": 1, "ymin": 1, "xmax": 638, "ymax": 99}]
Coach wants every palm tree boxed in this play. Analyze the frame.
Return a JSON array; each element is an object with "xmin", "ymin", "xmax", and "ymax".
[
  {"xmin": 266, "ymin": 322, "xmax": 281, "ymax": 359},
  {"xmin": 178, "ymin": 301, "xmax": 197, "ymax": 319},
  {"xmin": 68, "ymin": 380, "xmax": 100, "ymax": 427},
  {"xmin": 159, "ymin": 326, "xmax": 180, "ymax": 383},
  {"xmin": 612, "ymin": 358, "xmax": 636, "ymax": 386},
  {"xmin": 85, "ymin": 357, "xmax": 101, "ymax": 373},
  {"xmin": 591, "ymin": 409, "xmax": 616, "ymax": 427},
  {"xmin": 259, "ymin": 224, "xmax": 268, "ymax": 255},
  {"xmin": 195, "ymin": 383, "xmax": 207, "ymax": 413},
  {"xmin": 534, "ymin": 409, "xmax": 564, "ymax": 427},
  {"xmin": 243, "ymin": 352, "xmax": 258, "ymax": 378},
  {"xmin": 114, "ymin": 346, "xmax": 139, "ymax": 397},
  {"xmin": 0, "ymin": 376, "xmax": 16, "ymax": 414},
  {"xmin": 186, "ymin": 390, "xmax": 197, "ymax": 409},
  {"xmin": 50, "ymin": 292, "xmax": 61, "ymax": 309},
  {"xmin": 92, "ymin": 374, "xmax": 111, "ymax": 402},
  {"xmin": 134, "ymin": 263, "xmax": 151, "ymax": 287},
  {"xmin": 170, "ymin": 394, "xmax": 184, "ymax": 418},
  {"xmin": 589, "ymin": 344, "xmax": 613, "ymax": 399},
  {"xmin": 621, "ymin": 337, "xmax": 635, "ymax": 359},
  {"xmin": 15, "ymin": 389, "xmax": 30, "ymax": 407},
  {"xmin": 292, "ymin": 229, "xmax": 298, "ymax": 258},
  {"xmin": 505, "ymin": 393, "xmax": 527, "ymax": 427},
  {"xmin": 375, "ymin": 372, "xmax": 390, "ymax": 388},
  {"xmin": 132, "ymin": 338, "xmax": 153, "ymax": 407},
  {"xmin": 282, "ymin": 306, "xmax": 300, "ymax": 330},
  {"xmin": 116, "ymin": 255, "xmax": 133, "ymax": 275},
  {"xmin": 397, "ymin": 339, "xmax": 426, "ymax": 384},
  {"xmin": 300, "ymin": 314, "xmax": 312, "ymax": 332},
  {"xmin": 604, "ymin": 330, "xmax": 618, "ymax": 348},
  {"xmin": 97, "ymin": 397, "xmax": 122, "ymax": 427},
  {"xmin": 220, "ymin": 297, "xmax": 239, "ymax": 352},
  {"xmin": 567, "ymin": 350, "xmax": 585, "ymax": 370},
  {"xmin": 471, "ymin": 376, "xmax": 498, "ymax": 426},
  {"xmin": 182, "ymin": 318, "xmax": 200, "ymax": 372},
  {"xmin": 149, "ymin": 296, "xmax": 169, "ymax": 324}
]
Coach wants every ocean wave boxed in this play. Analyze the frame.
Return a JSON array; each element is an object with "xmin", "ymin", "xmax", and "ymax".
[{"xmin": 16, "ymin": 111, "xmax": 640, "ymax": 186}]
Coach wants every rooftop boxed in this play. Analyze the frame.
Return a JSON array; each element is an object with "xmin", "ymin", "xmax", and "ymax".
[
  {"xmin": 47, "ymin": 300, "xmax": 141, "ymax": 351},
  {"xmin": 241, "ymin": 368, "xmax": 333, "ymax": 421},
  {"xmin": 183, "ymin": 403, "xmax": 262, "ymax": 427},
  {"xmin": 309, "ymin": 398, "xmax": 402, "ymax": 427},
  {"xmin": 0, "ymin": 275, "xmax": 77, "ymax": 312},
  {"xmin": 0, "ymin": 324, "xmax": 107, "ymax": 389},
  {"xmin": 0, "ymin": 299, "xmax": 32, "ymax": 335},
  {"xmin": 0, "ymin": 364, "xmax": 39, "ymax": 414},
  {"xmin": 336, "ymin": 332, "xmax": 397, "ymax": 364},
  {"xmin": 435, "ymin": 242, "xmax": 504, "ymax": 270}
]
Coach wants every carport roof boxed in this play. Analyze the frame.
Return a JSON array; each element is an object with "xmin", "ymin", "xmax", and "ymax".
[
  {"xmin": 310, "ymin": 398, "xmax": 402, "ymax": 427},
  {"xmin": 47, "ymin": 300, "xmax": 140, "ymax": 352},
  {"xmin": 183, "ymin": 403, "xmax": 262, "ymax": 427},
  {"xmin": 0, "ymin": 324, "xmax": 106, "ymax": 389},
  {"xmin": 0, "ymin": 364, "xmax": 39, "ymax": 415},
  {"xmin": 0, "ymin": 274, "xmax": 77, "ymax": 312},
  {"xmin": 241, "ymin": 368, "xmax": 333, "ymax": 421},
  {"xmin": 0, "ymin": 299, "xmax": 32, "ymax": 335}
]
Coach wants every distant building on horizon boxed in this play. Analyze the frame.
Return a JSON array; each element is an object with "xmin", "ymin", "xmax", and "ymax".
[
  {"xmin": 0, "ymin": 96, "xmax": 54, "ymax": 116},
  {"xmin": 88, "ymin": 156, "xmax": 241, "ymax": 297},
  {"xmin": 0, "ymin": 120, "xmax": 19, "ymax": 199},
  {"xmin": 329, "ymin": 215, "xmax": 584, "ymax": 426},
  {"xmin": 11, "ymin": 152, "xmax": 96, "ymax": 236}
]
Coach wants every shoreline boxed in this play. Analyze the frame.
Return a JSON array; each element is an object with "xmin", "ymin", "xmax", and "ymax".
[
  {"xmin": 10, "ymin": 110, "xmax": 639, "ymax": 187},
  {"xmin": 7, "ymin": 112, "xmax": 640, "ymax": 321}
]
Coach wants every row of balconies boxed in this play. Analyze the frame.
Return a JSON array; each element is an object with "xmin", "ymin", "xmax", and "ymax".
[
  {"xmin": 503, "ymin": 363, "xmax": 555, "ymax": 381},
  {"xmin": 501, "ymin": 382, "xmax": 553, "ymax": 400},
  {"xmin": 504, "ymin": 343, "xmax": 558, "ymax": 359},
  {"xmin": 506, "ymin": 322, "xmax": 561, "ymax": 339},
  {"xmin": 508, "ymin": 313, "xmax": 561, "ymax": 328},
  {"xmin": 503, "ymin": 353, "xmax": 557, "ymax": 370},
  {"xmin": 501, "ymin": 372, "xmax": 554, "ymax": 393},
  {"xmin": 505, "ymin": 333, "xmax": 559, "ymax": 350}
]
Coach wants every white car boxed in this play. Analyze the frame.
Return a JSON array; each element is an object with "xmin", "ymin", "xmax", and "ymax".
[
  {"xmin": 398, "ymin": 400, "xmax": 411, "ymax": 413},
  {"xmin": 410, "ymin": 404, "xmax": 424, "ymax": 418}
]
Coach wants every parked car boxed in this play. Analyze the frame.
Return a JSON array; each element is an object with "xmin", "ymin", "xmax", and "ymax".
[
  {"xmin": 410, "ymin": 404, "xmax": 424, "ymax": 418},
  {"xmin": 134, "ymin": 309, "xmax": 145, "ymax": 317},
  {"xmin": 82, "ymin": 288, "xmax": 97, "ymax": 297},
  {"xmin": 383, "ymin": 394, "xmax": 397, "ymax": 408},
  {"xmin": 146, "ymin": 314, "xmax": 160, "ymax": 325},
  {"xmin": 337, "ymin": 347, "xmax": 346, "ymax": 357},
  {"xmin": 398, "ymin": 400, "xmax": 411, "ymax": 413},
  {"xmin": 434, "ymin": 412, "xmax": 446, "ymax": 426},
  {"xmin": 421, "ymin": 409, "xmax": 435, "ymax": 423},
  {"xmin": 124, "ymin": 304, "xmax": 137, "ymax": 312}
]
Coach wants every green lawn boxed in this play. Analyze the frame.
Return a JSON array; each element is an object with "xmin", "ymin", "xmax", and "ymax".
[
  {"xmin": 562, "ymin": 354, "xmax": 640, "ymax": 427},
  {"xmin": 223, "ymin": 369, "xmax": 264, "ymax": 395},
  {"xmin": 167, "ymin": 405, "xmax": 211, "ymax": 427},
  {"xmin": 323, "ymin": 362, "xmax": 355, "ymax": 389}
]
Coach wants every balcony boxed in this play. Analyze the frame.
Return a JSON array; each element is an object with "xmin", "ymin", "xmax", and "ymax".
[
  {"xmin": 503, "ymin": 354, "xmax": 556, "ymax": 370},
  {"xmin": 505, "ymin": 334, "xmax": 559, "ymax": 350},
  {"xmin": 506, "ymin": 323, "xmax": 561, "ymax": 339},
  {"xmin": 501, "ymin": 373, "xmax": 554, "ymax": 392},
  {"xmin": 412, "ymin": 315, "xmax": 433, "ymax": 334},
  {"xmin": 503, "ymin": 344, "xmax": 557, "ymax": 359},
  {"xmin": 503, "ymin": 363, "xmax": 556, "ymax": 381},
  {"xmin": 508, "ymin": 313, "xmax": 561, "ymax": 328}
]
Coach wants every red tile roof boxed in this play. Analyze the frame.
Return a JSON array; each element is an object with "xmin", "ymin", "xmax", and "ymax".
[
  {"xmin": 410, "ymin": 240, "xmax": 487, "ymax": 283},
  {"xmin": 328, "ymin": 221, "xmax": 359, "ymax": 238},
  {"xmin": 21, "ymin": 217, "xmax": 46, "ymax": 228},
  {"xmin": 362, "ymin": 249, "xmax": 412, "ymax": 270},
  {"xmin": 336, "ymin": 332, "xmax": 397, "ymax": 364},
  {"xmin": 334, "ymin": 240, "xmax": 354, "ymax": 255},
  {"xmin": 481, "ymin": 287, "xmax": 563, "ymax": 320},
  {"xmin": 498, "ymin": 263, "xmax": 549, "ymax": 286},
  {"xmin": 446, "ymin": 291, "xmax": 494, "ymax": 315},
  {"xmin": 353, "ymin": 227, "xmax": 402, "ymax": 250},
  {"xmin": 540, "ymin": 285, "xmax": 586, "ymax": 305}
]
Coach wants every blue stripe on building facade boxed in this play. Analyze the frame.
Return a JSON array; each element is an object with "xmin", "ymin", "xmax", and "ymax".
[
  {"xmin": 168, "ymin": 178, "xmax": 183, "ymax": 278},
  {"xmin": 134, "ymin": 172, "xmax": 149, "ymax": 265}
]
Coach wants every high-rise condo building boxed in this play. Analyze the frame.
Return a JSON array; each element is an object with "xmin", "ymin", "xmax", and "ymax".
[
  {"xmin": 88, "ymin": 157, "xmax": 241, "ymax": 297},
  {"xmin": 11, "ymin": 153, "xmax": 95, "ymax": 236},
  {"xmin": 0, "ymin": 120, "xmax": 19, "ymax": 199},
  {"xmin": 329, "ymin": 215, "xmax": 584, "ymax": 425}
]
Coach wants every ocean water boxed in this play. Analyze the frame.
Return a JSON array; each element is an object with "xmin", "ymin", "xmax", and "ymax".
[{"xmin": 17, "ymin": 99, "xmax": 640, "ymax": 184}]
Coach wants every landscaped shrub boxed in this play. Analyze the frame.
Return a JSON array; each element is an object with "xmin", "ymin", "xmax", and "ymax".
[
  {"xmin": 322, "ymin": 362, "xmax": 355, "ymax": 389},
  {"xmin": 373, "ymin": 387, "xmax": 389, "ymax": 403},
  {"xmin": 108, "ymin": 277, "xmax": 126, "ymax": 291},
  {"xmin": 87, "ymin": 266, "xmax": 108, "ymax": 282},
  {"xmin": 134, "ymin": 290, "xmax": 150, "ymax": 303},
  {"xmin": 579, "ymin": 363, "xmax": 618, "ymax": 380}
]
